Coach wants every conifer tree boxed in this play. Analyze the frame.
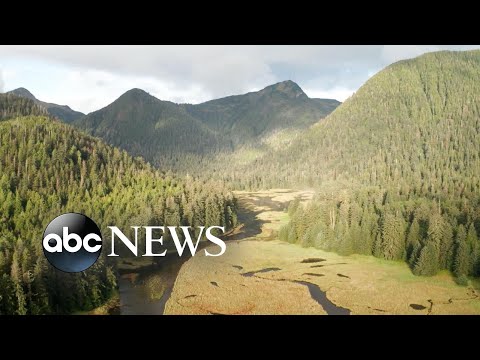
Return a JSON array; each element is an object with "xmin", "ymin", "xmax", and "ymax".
[
  {"xmin": 413, "ymin": 243, "xmax": 440, "ymax": 276},
  {"xmin": 466, "ymin": 224, "xmax": 479, "ymax": 275},
  {"xmin": 454, "ymin": 225, "xmax": 469, "ymax": 284},
  {"xmin": 380, "ymin": 213, "xmax": 406, "ymax": 260}
]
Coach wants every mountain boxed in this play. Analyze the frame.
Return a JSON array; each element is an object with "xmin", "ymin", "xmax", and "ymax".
[
  {"xmin": 259, "ymin": 50, "xmax": 480, "ymax": 281},
  {"xmin": 73, "ymin": 88, "xmax": 226, "ymax": 170},
  {"xmin": 8, "ymin": 87, "xmax": 36, "ymax": 100},
  {"xmin": 244, "ymin": 50, "xmax": 480, "ymax": 189},
  {"xmin": 7, "ymin": 87, "xmax": 84, "ymax": 122},
  {"xmin": 185, "ymin": 80, "xmax": 339, "ymax": 147},
  {"xmin": 0, "ymin": 113, "xmax": 236, "ymax": 314},
  {"xmin": 0, "ymin": 92, "xmax": 48, "ymax": 120},
  {"xmin": 74, "ymin": 81, "xmax": 339, "ymax": 172}
]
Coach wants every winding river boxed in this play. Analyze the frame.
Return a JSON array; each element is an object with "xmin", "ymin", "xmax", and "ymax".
[
  {"xmin": 118, "ymin": 253, "xmax": 190, "ymax": 315},
  {"xmin": 119, "ymin": 277, "xmax": 173, "ymax": 315},
  {"xmin": 117, "ymin": 190, "xmax": 352, "ymax": 315}
]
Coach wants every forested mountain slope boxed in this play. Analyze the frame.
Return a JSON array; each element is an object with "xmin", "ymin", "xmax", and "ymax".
[
  {"xmin": 185, "ymin": 80, "xmax": 339, "ymax": 147},
  {"xmin": 0, "ymin": 116, "xmax": 236, "ymax": 314},
  {"xmin": 271, "ymin": 50, "xmax": 480, "ymax": 282},
  {"xmin": 74, "ymin": 82, "xmax": 339, "ymax": 173},
  {"xmin": 240, "ymin": 50, "xmax": 480, "ymax": 190},
  {"xmin": 0, "ymin": 93, "xmax": 48, "ymax": 120},
  {"xmin": 74, "ymin": 88, "xmax": 227, "ymax": 170},
  {"xmin": 7, "ymin": 88, "xmax": 84, "ymax": 122}
]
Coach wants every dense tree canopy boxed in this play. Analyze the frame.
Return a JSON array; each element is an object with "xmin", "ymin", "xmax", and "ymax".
[
  {"xmin": 2, "ymin": 49, "xmax": 479, "ymax": 316},
  {"xmin": 0, "ymin": 117, "xmax": 236, "ymax": 314},
  {"xmin": 6, "ymin": 88, "xmax": 84, "ymax": 123},
  {"xmin": 274, "ymin": 50, "xmax": 480, "ymax": 282},
  {"xmin": 0, "ymin": 93, "xmax": 48, "ymax": 120}
]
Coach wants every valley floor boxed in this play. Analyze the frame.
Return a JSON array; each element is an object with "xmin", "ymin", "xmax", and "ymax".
[{"xmin": 164, "ymin": 189, "xmax": 480, "ymax": 315}]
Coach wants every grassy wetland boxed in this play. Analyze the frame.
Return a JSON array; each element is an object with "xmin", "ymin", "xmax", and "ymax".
[{"xmin": 164, "ymin": 190, "xmax": 480, "ymax": 315}]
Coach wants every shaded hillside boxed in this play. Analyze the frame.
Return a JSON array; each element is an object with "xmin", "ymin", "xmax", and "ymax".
[
  {"xmin": 185, "ymin": 80, "xmax": 339, "ymax": 147},
  {"xmin": 74, "ymin": 83, "xmax": 339, "ymax": 172},
  {"xmin": 74, "ymin": 88, "xmax": 226, "ymax": 170}
]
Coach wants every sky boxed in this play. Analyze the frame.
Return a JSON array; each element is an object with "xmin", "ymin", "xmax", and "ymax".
[{"xmin": 0, "ymin": 45, "xmax": 479, "ymax": 114}]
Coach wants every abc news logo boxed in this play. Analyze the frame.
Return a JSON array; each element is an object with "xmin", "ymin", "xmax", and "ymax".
[
  {"xmin": 43, "ymin": 213, "xmax": 226, "ymax": 273},
  {"xmin": 43, "ymin": 213, "xmax": 103, "ymax": 273}
]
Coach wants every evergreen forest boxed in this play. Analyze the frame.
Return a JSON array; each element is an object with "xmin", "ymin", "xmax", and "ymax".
[
  {"xmin": 272, "ymin": 51, "xmax": 480, "ymax": 284},
  {"xmin": 0, "ymin": 114, "xmax": 236, "ymax": 314},
  {"xmin": 2, "ymin": 49, "xmax": 480, "ymax": 313}
]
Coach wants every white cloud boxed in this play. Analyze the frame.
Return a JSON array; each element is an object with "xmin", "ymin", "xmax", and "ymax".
[
  {"xmin": 0, "ymin": 45, "xmax": 478, "ymax": 113},
  {"xmin": 45, "ymin": 69, "xmax": 214, "ymax": 113},
  {"xmin": 304, "ymin": 86, "xmax": 354, "ymax": 102},
  {"xmin": 0, "ymin": 69, "xmax": 4, "ymax": 93}
]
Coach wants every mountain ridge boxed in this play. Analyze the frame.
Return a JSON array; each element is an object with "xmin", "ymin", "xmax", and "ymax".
[
  {"xmin": 74, "ymin": 80, "xmax": 340, "ymax": 172},
  {"xmin": 184, "ymin": 80, "xmax": 340, "ymax": 144},
  {"xmin": 241, "ymin": 49, "xmax": 480, "ymax": 280},
  {"xmin": 6, "ymin": 87, "xmax": 84, "ymax": 122},
  {"xmin": 73, "ymin": 85, "xmax": 225, "ymax": 170},
  {"xmin": 239, "ymin": 49, "xmax": 480, "ymax": 188}
]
